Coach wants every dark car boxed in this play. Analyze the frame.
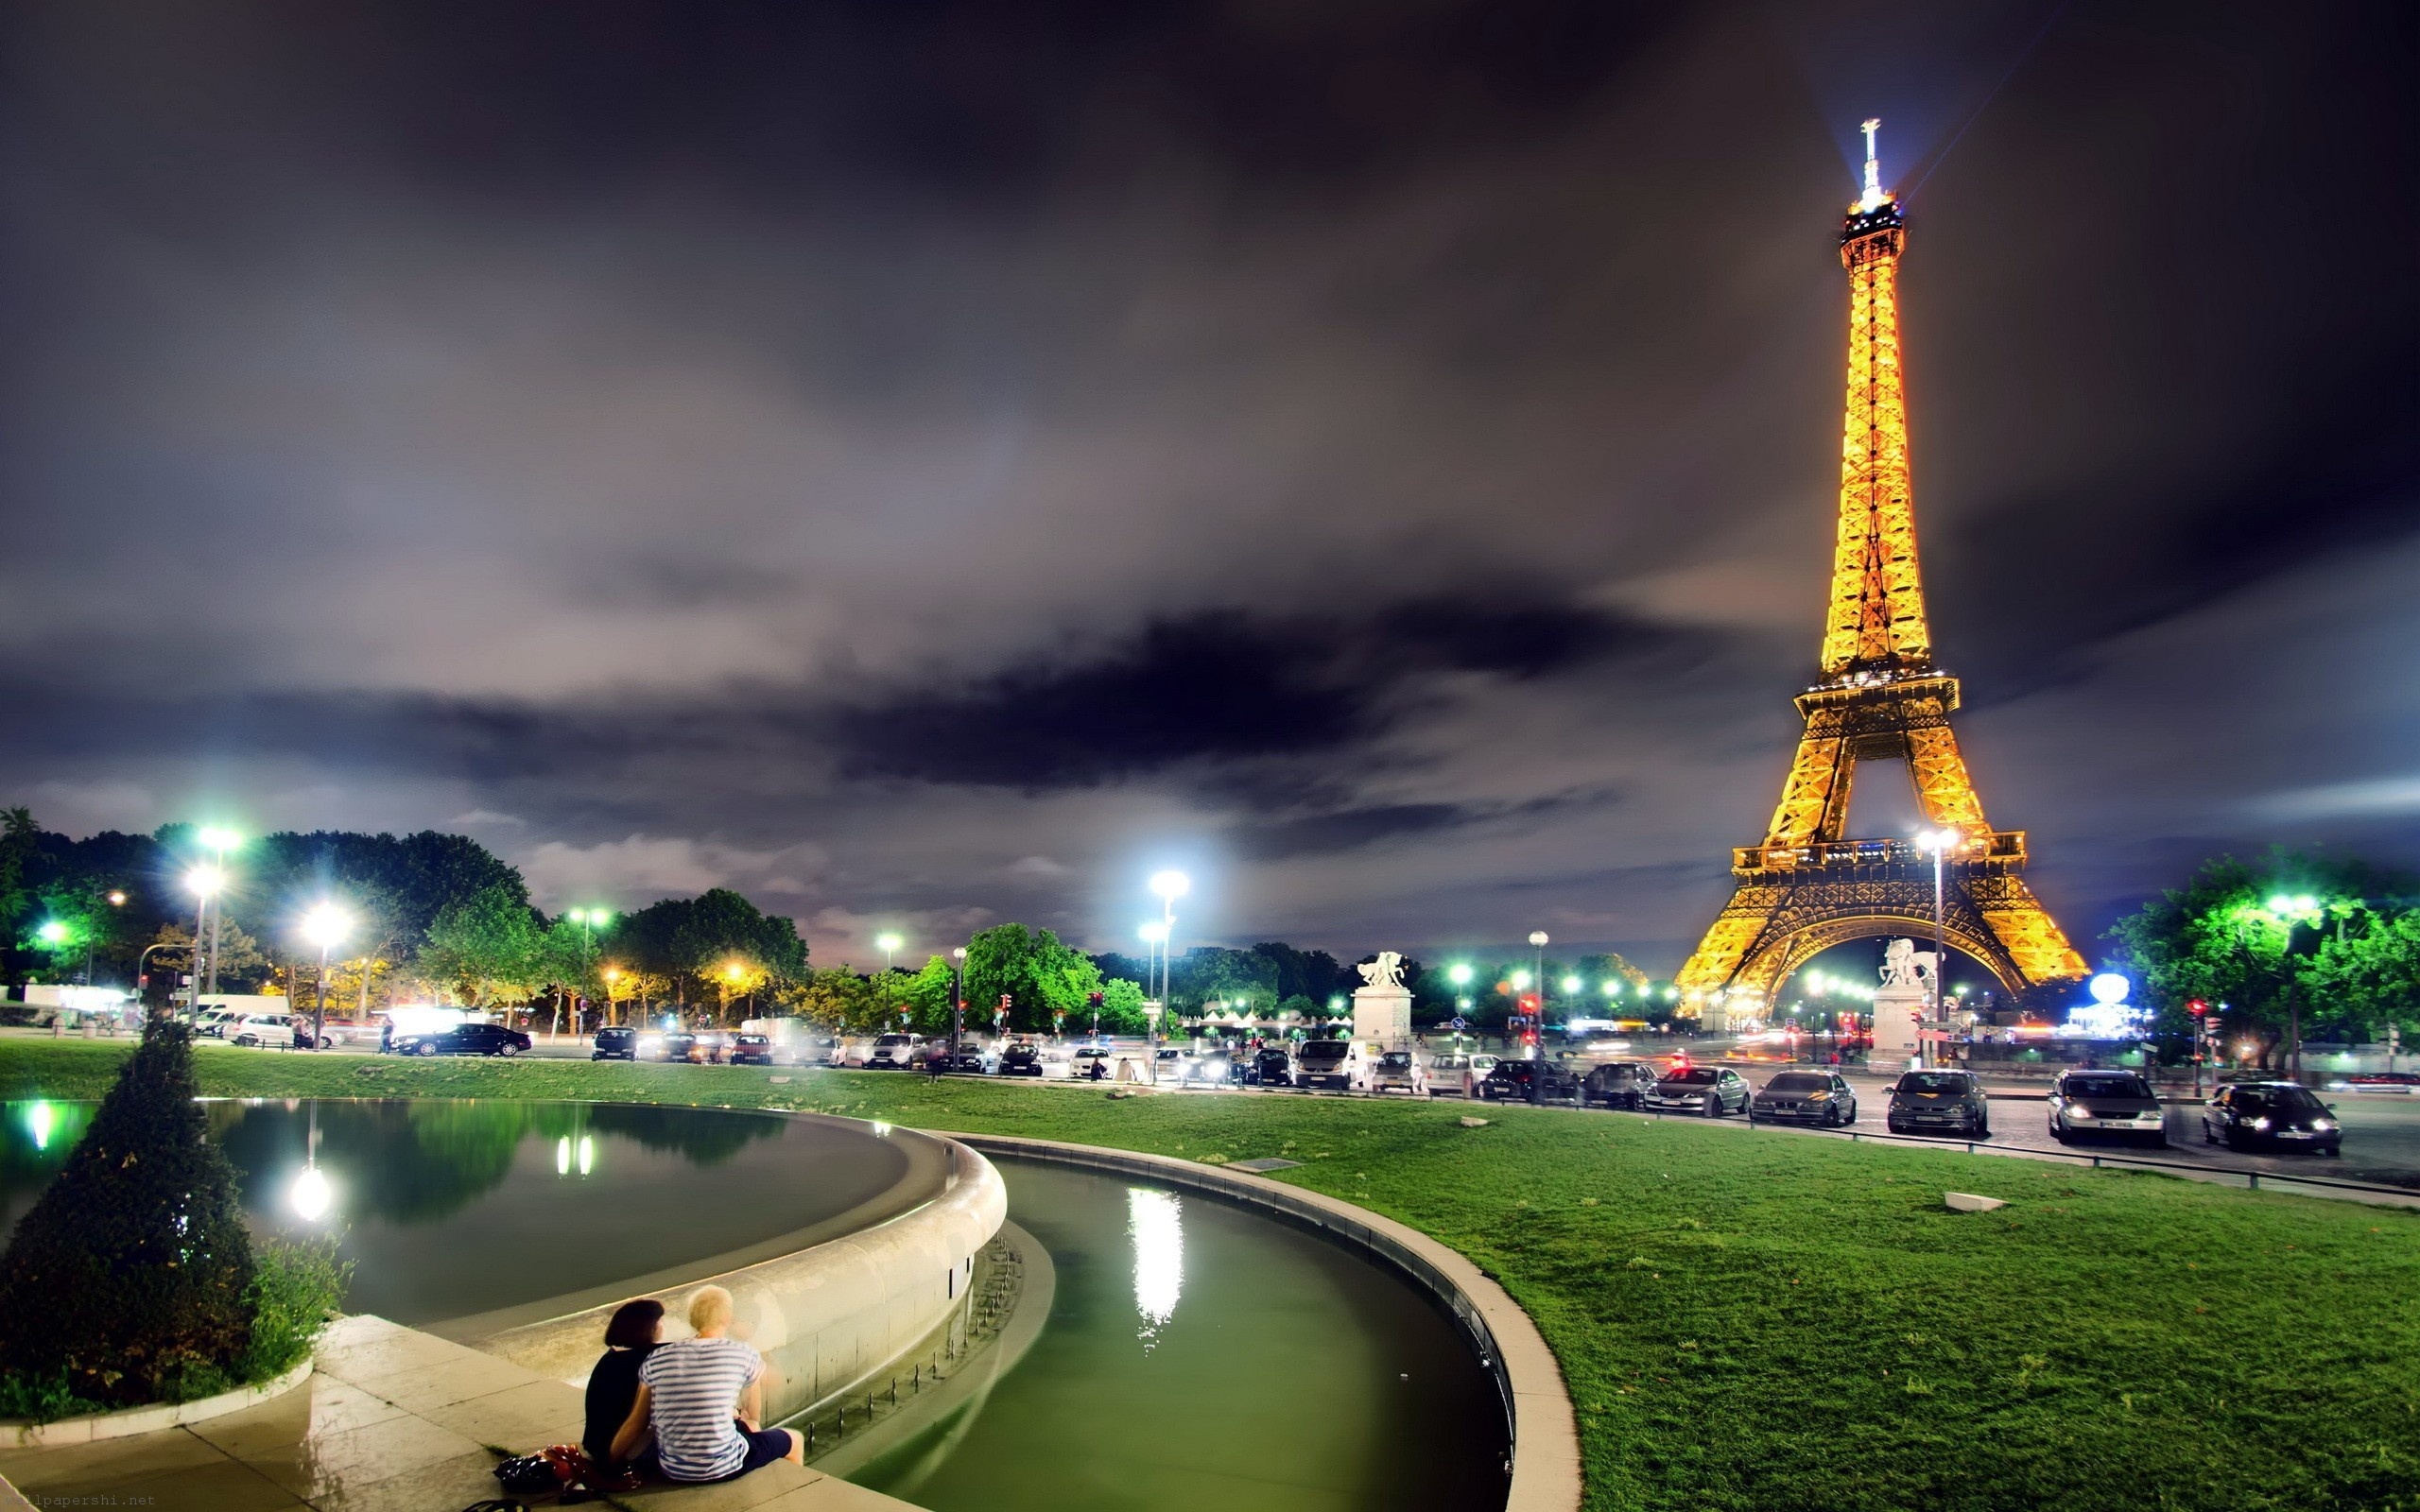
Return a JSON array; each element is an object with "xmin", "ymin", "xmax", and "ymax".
[
  {"xmin": 729, "ymin": 1033, "xmax": 776, "ymax": 1066},
  {"xmin": 1478, "ymin": 1057, "xmax": 1582, "ymax": 1104},
  {"xmin": 2048, "ymin": 1069, "xmax": 2165, "ymax": 1145},
  {"xmin": 946, "ymin": 1043, "xmax": 996, "ymax": 1074},
  {"xmin": 1252, "ymin": 1047, "xmax": 1294, "ymax": 1087},
  {"xmin": 1886, "ymin": 1069, "xmax": 1990, "ymax": 1137},
  {"xmin": 999, "ymin": 1040, "xmax": 1046, "ymax": 1077},
  {"xmin": 1579, "ymin": 1060, "xmax": 1660, "ymax": 1110},
  {"xmin": 393, "ymin": 1022, "xmax": 531, "ymax": 1058},
  {"xmin": 1645, "ymin": 1066, "xmax": 1751, "ymax": 1116},
  {"xmin": 653, "ymin": 1031, "xmax": 700, "ymax": 1063},
  {"xmin": 592, "ymin": 1025, "xmax": 638, "ymax": 1061},
  {"xmin": 1751, "ymin": 1069, "xmax": 1858, "ymax": 1126},
  {"xmin": 2201, "ymin": 1082, "xmax": 2342, "ymax": 1155}
]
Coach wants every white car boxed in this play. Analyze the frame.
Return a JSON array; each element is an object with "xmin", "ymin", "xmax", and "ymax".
[
  {"xmin": 1367, "ymin": 1049, "xmax": 1429, "ymax": 1095},
  {"xmin": 866, "ymin": 1033, "xmax": 925, "ymax": 1070},
  {"xmin": 231, "ymin": 1014, "xmax": 325, "ymax": 1050},
  {"xmin": 1458, "ymin": 1055, "xmax": 1501, "ymax": 1097}
]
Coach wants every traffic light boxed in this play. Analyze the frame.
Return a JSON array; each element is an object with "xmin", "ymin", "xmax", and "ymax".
[{"xmin": 2186, "ymin": 999, "xmax": 2209, "ymax": 1018}]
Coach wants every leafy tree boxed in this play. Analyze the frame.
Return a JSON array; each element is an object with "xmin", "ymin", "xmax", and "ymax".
[
  {"xmin": 0, "ymin": 1020, "xmax": 255, "ymax": 1406},
  {"xmin": 419, "ymin": 884, "xmax": 547, "ymax": 1006},
  {"xmin": 618, "ymin": 889, "xmax": 807, "ymax": 1016},
  {"xmin": 786, "ymin": 967, "xmax": 879, "ymax": 1033},
  {"xmin": 1098, "ymin": 977, "xmax": 1150, "ymax": 1033},
  {"xmin": 150, "ymin": 920, "xmax": 272, "ymax": 995},
  {"xmin": 963, "ymin": 923, "xmax": 1098, "ymax": 1032}
]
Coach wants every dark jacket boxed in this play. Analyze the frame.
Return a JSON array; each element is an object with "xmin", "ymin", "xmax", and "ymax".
[{"xmin": 584, "ymin": 1344, "xmax": 660, "ymax": 1465}]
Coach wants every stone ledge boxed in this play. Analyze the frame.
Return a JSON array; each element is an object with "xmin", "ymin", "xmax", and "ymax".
[{"xmin": 0, "ymin": 1358, "xmax": 313, "ymax": 1450}]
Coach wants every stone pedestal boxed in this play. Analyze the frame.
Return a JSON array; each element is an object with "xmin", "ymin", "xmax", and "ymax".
[
  {"xmin": 1352, "ymin": 985, "xmax": 1411, "ymax": 1048},
  {"xmin": 1871, "ymin": 983, "xmax": 1925, "ymax": 1066}
]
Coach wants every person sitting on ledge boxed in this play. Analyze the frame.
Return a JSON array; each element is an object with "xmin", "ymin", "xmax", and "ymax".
[
  {"xmin": 611, "ymin": 1284, "xmax": 804, "ymax": 1483},
  {"xmin": 583, "ymin": 1297, "xmax": 665, "ymax": 1476}
]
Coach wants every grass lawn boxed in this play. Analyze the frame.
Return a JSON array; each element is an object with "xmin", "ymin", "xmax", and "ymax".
[{"xmin": 5, "ymin": 1040, "xmax": 2414, "ymax": 1512}]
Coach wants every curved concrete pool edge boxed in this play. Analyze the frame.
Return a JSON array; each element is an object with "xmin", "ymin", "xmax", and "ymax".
[
  {"xmin": 943, "ymin": 1131, "xmax": 1583, "ymax": 1512},
  {"xmin": 473, "ymin": 1127, "xmax": 1008, "ymax": 1428}
]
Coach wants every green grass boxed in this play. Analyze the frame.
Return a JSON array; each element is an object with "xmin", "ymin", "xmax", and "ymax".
[{"xmin": 5, "ymin": 1040, "xmax": 2415, "ymax": 1511}]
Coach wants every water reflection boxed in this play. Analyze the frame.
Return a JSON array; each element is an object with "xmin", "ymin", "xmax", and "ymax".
[
  {"xmin": 1126, "ymin": 1187, "xmax": 1184, "ymax": 1351},
  {"xmin": 3, "ymin": 1099, "xmax": 910, "ymax": 1326}
]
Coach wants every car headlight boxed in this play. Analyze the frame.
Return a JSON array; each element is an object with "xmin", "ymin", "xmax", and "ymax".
[
  {"xmin": 2311, "ymin": 1118, "xmax": 2336, "ymax": 1131},
  {"xmin": 2250, "ymin": 1116, "xmax": 2271, "ymax": 1130}
]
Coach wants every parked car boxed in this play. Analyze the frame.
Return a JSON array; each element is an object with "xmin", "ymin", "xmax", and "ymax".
[
  {"xmin": 231, "ymin": 1014, "xmax": 326, "ymax": 1050},
  {"xmin": 2048, "ymin": 1069, "xmax": 2166, "ymax": 1145},
  {"xmin": 1457, "ymin": 1054, "xmax": 1501, "ymax": 1098},
  {"xmin": 1886, "ymin": 1069, "xmax": 1990, "ymax": 1137},
  {"xmin": 999, "ymin": 1040, "xmax": 1046, "ymax": 1077},
  {"xmin": 866, "ymin": 1033, "xmax": 925, "ymax": 1070},
  {"xmin": 1749, "ymin": 1069, "xmax": 1858, "ymax": 1126},
  {"xmin": 1295, "ymin": 1039, "xmax": 1356, "ymax": 1091},
  {"xmin": 2325, "ymin": 1072, "xmax": 2420, "ymax": 1093},
  {"xmin": 1580, "ymin": 1061, "xmax": 1661, "ymax": 1110},
  {"xmin": 391, "ymin": 1022, "xmax": 532, "ymax": 1057},
  {"xmin": 592, "ymin": 1025, "xmax": 639, "ymax": 1061},
  {"xmin": 1073, "ymin": 1044, "xmax": 1116, "ymax": 1081},
  {"xmin": 191, "ymin": 1008, "xmax": 241, "ymax": 1039},
  {"xmin": 1646, "ymin": 1066, "xmax": 1749, "ymax": 1116},
  {"xmin": 730, "ymin": 1033, "xmax": 777, "ymax": 1066},
  {"xmin": 638, "ymin": 1031, "xmax": 699, "ymax": 1063},
  {"xmin": 1478, "ymin": 1057, "xmax": 1582, "ymax": 1104},
  {"xmin": 2201, "ymin": 1082, "xmax": 2342, "ymax": 1155},
  {"xmin": 315, "ymin": 1016, "xmax": 375, "ymax": 1046},
  {"xmin": 1252, "ymin": 1047, "xmax": 1295, "ymax": 1087},
  {"xmin": 1368, "ymin": 1049, "xmax": 1429, "ymax": 1095}
]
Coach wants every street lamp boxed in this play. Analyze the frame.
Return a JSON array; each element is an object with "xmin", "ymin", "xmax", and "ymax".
[
  {"xmin": 300, "ymin": 903, "xmax": 351, "ymax": 1052},
  {"xmin": 184, "ymin": 864, "xmax": 225, "ymax": 1014},
  {"xmin": 1147, "ymin": 872, "xmax": 1188, "ymax": 1067},
  {"xmin": 1913, "ymin": 830, "xmax": 1966, "ymax": 1068},
  {"xmin": 190, "ymin": 829, "xmax": 241, "ymax": 1003},
  {"xmin": 2236, "ymin": 894, "xmax": 2324, "ymax": 1076},
  {"xmin": 602, "ymin": 966, "xmax": 624, "ymax": 1026},
  {"xmin": 562, "ymin": 909, "xmax": 612, "ymax": 1040},
  {"xmin": 875, "ymin": 932, "xmax": 904, "ymax": 976},
  {"xmin": 950, "ymin": 946, "xmax": 968, "ymax": 1069}
]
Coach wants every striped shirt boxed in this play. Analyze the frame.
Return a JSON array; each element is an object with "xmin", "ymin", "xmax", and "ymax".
[{"xmin": 638, "ymin": 1337, "xmax": 764, "ymax": 1481}]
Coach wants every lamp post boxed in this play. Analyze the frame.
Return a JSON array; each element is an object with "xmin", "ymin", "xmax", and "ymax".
[
  {"xmin": 300, "ymin": 903, "xmax": 352, "ymax": 1052},
  {"xmin": 196, "ymin": 828, "xmax": 240, "ymax": 1000},
  {"xmin": 1147, "ymin": 871, "xmax": 1189, "ymax": 1070},
  {"xmin": 2235, "ymin": 894, "xmax": 2320, "ymax": 1078},
  {"xmin": 950, "ymin": 946, "xmax": 967, "ymax": 1070},
  {"xmin": 1528, "ymin": 931, "xmax": 1549, "ymax": 1057},
  {"xmin": 562, "ymin": 909, "xmax": 613, "ymax": 1042},
  {"xmin": 1913, "ymin": 830, "xmax": 1964, "ymax": 1069},
  {"xmin": 184, "ymin": 864, "xmax": 226, "ymax": 1014},
  {"xmin": 876, "ymin": 932, "xmax": 903, "ymax": 977}
]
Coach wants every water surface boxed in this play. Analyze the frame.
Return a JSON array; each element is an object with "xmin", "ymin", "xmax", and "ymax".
[{"xmin": 1, "ymin": 1099, "xmax": 909, "ymax": 1325}]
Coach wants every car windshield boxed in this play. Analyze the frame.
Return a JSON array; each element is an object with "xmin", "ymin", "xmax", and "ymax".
[
  {"xmin": 1380, "ymin": 1053, "xmax": 1412, "ymax": 1068},
  {"xmin": 2067, "ymin": 1074, "xmax": 2152, "ymax": 1099},
  {"xmin": 874, "ymin": 1035, "xmax": 911, "ymax": 1047},
  {"xmin": 1301, "ymin": 1043, "xmax": 1348, "ymax": 1061},
  {"xmin": 1663, "ymin": 1069, "xmax": 1717, "ymax": 1085},
  {"xmin": 1898, "ymin": 1073, "xmax": 1969, "ymax": 1093},
  {"xmin": 1767, "ymin": 1073, "xmax": 1829, "ymax": 1092},
  {"xmin": 2249, "ymin": 1087, "xmax": 2325, "ymax": 1112}
]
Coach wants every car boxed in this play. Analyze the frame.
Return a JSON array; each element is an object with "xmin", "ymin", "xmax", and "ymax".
[
  {"xmin": 592, "ymin": 1025, "xmax": 639, "ymax": 1061},
  {"xmin": 1294, "ymin": 1039, "xmax": 1356, "ymax": 1091},
  {"xmin": 1192, "ymin": 1046, "xmax": 1239, "ymax": 1086},
  {"xmin": 1886, "ymin": 1069, "xmax": 1990, "ymax": 1137},
  {"xmin": 1646, "ymin": 1066, "xmax": 1750, "ymax": 1116},
  {"xmin": 1367, "ymin": 1049, "xmax": 1428, "ymax": 1095},
  {"xmin": 1457, "ymin": 1054, "xmax": 1501, "ymax": 1098},
  {"xmin": 315, "ymin": 1016, "xmax": 374, "ymax": 1046},
  {"xmin": 1251, "ymin": 1047, "xmax": 1294, "ymax": 1087},
  {"xmin": 2048, "ymin": 1069, "xmax": 2166, "ymax": 1145},
  {"xmin": 2202, "ymin": 1082, "xmax": 2342, "ymax": 1155},
  {"xmin": 1478, "ymin": 1057, "xmax": 1582, "ymax": 1104},
  {"xmin": 2325, "ymin": 1072, "xmax": 2420, "ymax": 1093},
  {"xmin": 231, "ymin": 1014, "xmax": 327, "ymax": 1050},
  {"xmin": 1070, "ymin": 1045, "xmax": 1116, "ymax": 1081},
  {"xmin": 729, "ymin": 1033, "xmax": 777, "ymax": 1066},
  {"xmin": 866, "ymin": 1033, "xmax": 924, "ymax": 1070},
  {"xmin": 191, "ymin": 1008, "xmax": 241, "ymax": 1039},
  {"xmin": 391, "ymin": 1022, "xmax": 532, "ymax": 1057},
  {"xmin": 1579, "ymin": 1061, "xmax": 1661, "ymax": 1110},
  {"xmin": 1749, "ymin": 1069, "xmax": 1858, "ymax": 1126},
  {"xmin": 999, "ymin": 1040, "xmax": 1046, "ymax": 1077},
  {"xmin": 638, "ymin": 1030, "xmax": 698, "ymax": 1062}
]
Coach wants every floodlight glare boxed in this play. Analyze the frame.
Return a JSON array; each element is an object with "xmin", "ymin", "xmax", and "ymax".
[
  {"xmin": 186, "ymin": 865, "xmax": 226, "ymax": 899},
  {"xmin": 1137, "ymin": 920, "xmax": 1167, "ymax": 944},
  {"xmin": 1447, "ymin": 963, "xmax": 1474, "ymax": 986},
  {"xmin": 35, "ymin": 920, "xmax": 68, "ymax": 945},
  {"xmin": 875, "ymin": 932, "xmax": 904, "ymax": 954},
  {"xmin": 301, "ymin": 903, "xmax": 353, "ymax": 952},
  {"xmin": 198, "ymin": 827, "xmax": 242, "ymax": 853},
  {"xmin": 288, "ymin": 1165, "xmax": 334, "ymax": 1222},
  {"xmin": 1149, "ymin": 869, "xmax": 1191, "ymax": 902},
  {"xmin": 2087, "ymin": 972, "xmax": 2130, "ymax": 1005},
  {"xmin": 1561, "ymin": 975, "xmax": 1582, "ymax": 995}
]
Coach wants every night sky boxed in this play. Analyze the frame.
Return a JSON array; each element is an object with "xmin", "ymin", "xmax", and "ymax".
[{"xmin": 2, "ymin": 1, "xmax": 2412, "ymax": 972}]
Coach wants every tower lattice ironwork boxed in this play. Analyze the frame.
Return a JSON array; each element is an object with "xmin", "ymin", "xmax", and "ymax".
[{"xmin": 1676, "ymin": 122, "xmax": 2086, "ymax": 1025}]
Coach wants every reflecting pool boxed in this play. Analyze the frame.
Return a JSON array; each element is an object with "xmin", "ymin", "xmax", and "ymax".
[
  {"xmin": 851, "ymin": 1158, "xmax": 1509, "ymax": 1512},
  {"xmin": 0, "ymin": 1099, "xmax": 910, "ymax": 1326}
]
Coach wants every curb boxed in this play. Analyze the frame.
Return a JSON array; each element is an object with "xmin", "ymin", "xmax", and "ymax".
[
  {"xmin": 940, "ymin": 1130, "xmax": 1582, "ymax": 1512},
  {"xmin": 0, "ymin": 1357, "xmax": 312, "ymax": 1449}
]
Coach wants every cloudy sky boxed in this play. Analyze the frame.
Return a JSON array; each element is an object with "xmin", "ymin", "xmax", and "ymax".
[{"xmin": 2, "ymin": 0, "xmax": 2412, "ymax": 972}]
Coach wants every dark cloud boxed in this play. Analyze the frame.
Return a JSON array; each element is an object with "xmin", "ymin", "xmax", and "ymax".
[{"xmin": 0, "ymin": 0, "xmax": 2412, "ymax": 964}]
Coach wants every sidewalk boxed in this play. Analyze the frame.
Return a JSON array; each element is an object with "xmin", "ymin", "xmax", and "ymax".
[{"xmin": 0, "ymin": 1316, "xmax": 908, "ymax": 1512}]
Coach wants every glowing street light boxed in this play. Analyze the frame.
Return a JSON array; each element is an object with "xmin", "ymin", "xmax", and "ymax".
[
  {"xmin": 298, "ymin": 903, "xmax": 352, "ymax": 1050},
  {"xmin": 288, "ymin": 1164, "xmax": 334, "ymax": 1222},
  {"xmin": 1560, "ymin": 974, "xmax": 1582, "ymax": 996},
  {"xmin": 1145, "ymin": 872, "xmax": 1189, "ymax": 1069},
  {"xmin": 35, "ymin": 920, "xmax": 68, "ymax": 946},
  {"xmin": 875, "ymin": 932, "xmax": 904, "ymax": 974},
  {"xmin": 1447, "ymin": 962, "xmax": 1474, "ymax": 987}
]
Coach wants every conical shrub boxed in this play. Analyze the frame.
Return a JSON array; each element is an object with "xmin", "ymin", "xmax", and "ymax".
[{"xmin": 0, "ymin": 1019, "xmax": 255, "ymax": 1405}]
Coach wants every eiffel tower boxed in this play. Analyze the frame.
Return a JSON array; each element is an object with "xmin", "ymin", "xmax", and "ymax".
[{"xmin": 1676, "ymin": 122, "xmax": 2086, "ymax": 1028}]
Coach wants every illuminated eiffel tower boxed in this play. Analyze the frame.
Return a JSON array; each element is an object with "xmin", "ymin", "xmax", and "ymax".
[{"xmin": 1676, "ymin": 122, "xmax": 2086, "ymax": 1028}]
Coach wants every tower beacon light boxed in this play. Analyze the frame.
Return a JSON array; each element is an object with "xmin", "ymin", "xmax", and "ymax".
[{"xmin": 1858, "ymin": 118, "xmax": 1888, "ymax": 213}]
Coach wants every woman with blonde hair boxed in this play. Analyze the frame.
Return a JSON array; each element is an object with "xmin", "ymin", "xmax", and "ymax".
[{"xmin": 610, "ymin": 1286, "xmax": 802, "ymax": 1483}]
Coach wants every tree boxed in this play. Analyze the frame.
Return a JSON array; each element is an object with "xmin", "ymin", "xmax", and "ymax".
[
  {"xmin": 618, "ymin": 889, "xmax": 807, "ymax": 1018},
  {"xmin": 963, "ymin": 923, "xmax": 1098, "ymax": 1032},
  {"xmin": 1098, "ymin": 977, "xmax": 1150, "ymax": 1033},
  {"xmin": 419, "ymin": 884, "xmax": 547, "ymax": 1006},
  {"xmin": 0, "ymin": 1020, "xmax": 255, "ymax": 1406}
]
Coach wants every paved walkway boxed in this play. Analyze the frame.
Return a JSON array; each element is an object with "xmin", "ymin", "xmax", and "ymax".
[{"xmin": 0, "ymin": 1317, "xmax": 909, "ymax": 1512}]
